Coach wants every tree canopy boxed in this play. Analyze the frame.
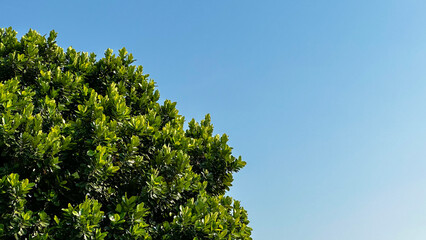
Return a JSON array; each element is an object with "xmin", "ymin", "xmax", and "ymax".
[{"xmin": 0, "ymin": 27, "xmax": 251, "ymax": 239}]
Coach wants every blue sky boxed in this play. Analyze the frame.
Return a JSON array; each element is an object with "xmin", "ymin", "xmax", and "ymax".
[{"xmin": 3, "ymin": 0, "xmax": 426, "ymax": 239}]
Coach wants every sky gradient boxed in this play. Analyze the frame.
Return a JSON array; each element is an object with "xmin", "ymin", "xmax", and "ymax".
[{"xmin": 3, "ymin": 1, "xmax": 426, "ymax": 239}]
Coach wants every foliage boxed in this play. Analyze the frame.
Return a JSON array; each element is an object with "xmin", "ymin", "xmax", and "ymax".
[{"xmin": 0, "ymin": 27, "xmax": 251, "ymax": 239}]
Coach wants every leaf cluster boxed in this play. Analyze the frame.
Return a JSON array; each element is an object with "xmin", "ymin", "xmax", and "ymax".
[{"xmin": 0, "ymin": 28, "xmax": 251, "ymax": 239}]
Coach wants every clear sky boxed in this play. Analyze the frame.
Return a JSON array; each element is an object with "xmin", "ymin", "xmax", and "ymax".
[{"xmin": 3, "ymin": 0, "xmax": 426, "ymax": 239}]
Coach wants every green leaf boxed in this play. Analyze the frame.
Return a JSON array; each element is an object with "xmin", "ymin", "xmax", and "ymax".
[{"xmin": 87, "ymin": 150, "xmax": 96, "ymax": 156}]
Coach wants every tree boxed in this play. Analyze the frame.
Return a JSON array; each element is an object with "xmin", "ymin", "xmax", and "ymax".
[{"xmin": 0, "ymin": 27, "xmax": 251, "ymax": 239}]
